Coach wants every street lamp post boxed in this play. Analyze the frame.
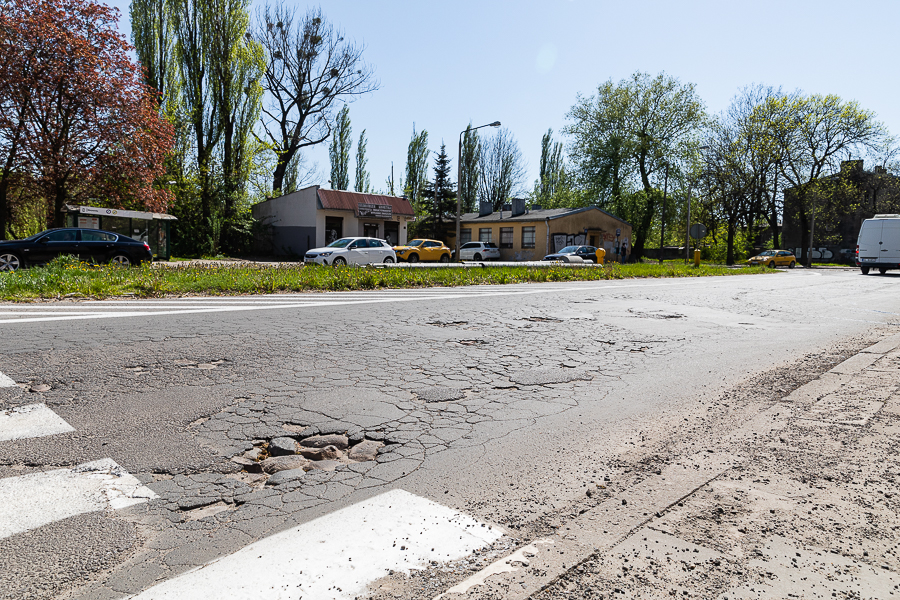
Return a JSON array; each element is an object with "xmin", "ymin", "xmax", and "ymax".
[
  {"xmin": 659, "ymin": 162, "xmax": 669, "ymax": 265},
  {"xmin": 456, "ymin": 121, "xmax": 500, "ymax": 261}
]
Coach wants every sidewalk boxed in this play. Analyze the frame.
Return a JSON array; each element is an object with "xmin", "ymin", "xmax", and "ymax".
[
  {"xmin": 532, "ymin": 333, "xmax": 900, "ymax": 599},
  {"xmin": 391, "ymin": 332, "xmax": 900, "ymax": 600}
]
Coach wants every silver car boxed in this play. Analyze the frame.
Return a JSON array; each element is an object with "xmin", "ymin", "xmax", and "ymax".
[
  {"xmin": 458, "ymin": 241, "xmax": 501, "ymax": 261},
  {"xmin": 304, "ymin": 237, "xmax": 396, "ymax": 266}
]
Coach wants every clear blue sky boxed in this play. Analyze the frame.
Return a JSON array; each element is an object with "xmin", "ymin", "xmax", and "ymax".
[{"xmin": 105, "ymin": 0, "xmax": 900, "ymax": 194}]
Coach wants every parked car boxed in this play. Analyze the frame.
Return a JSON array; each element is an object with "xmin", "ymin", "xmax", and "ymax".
[
  {"xmin": 543, "ymin": 245, "xmax": 599, "ymax": 263},
  {"xmin": 857, "ymin": 214, "xmax": 900, "ymax": 274},
  {"xmin": 0, "ymin": 228, "xmax": 152, "ymax": 271},
  {"xmin": 304, "ymin": 237, "xmax": 396, "ymax": 266},
  {"xmin": 458, "ymin": 241, "xmax": 501, "ymax": 261},
  {"xmin": 747, "ymin": 250, "xmax": 796, "ymax": 268},
  {"xmin": 393, "ymin": 239, "xmax": 451, "ymax": 263}
]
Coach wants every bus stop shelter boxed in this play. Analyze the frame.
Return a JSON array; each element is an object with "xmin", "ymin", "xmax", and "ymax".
[{"xmin": 63, "ymin": 205, "xmax": 176, "ymax": 260}]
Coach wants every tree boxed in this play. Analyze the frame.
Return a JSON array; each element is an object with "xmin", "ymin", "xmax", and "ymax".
[
  {"xmin": 254, "ymin": 4, "xmax": 377, "ymax": 195},
  {"xmin": 130, "ymin": 0, "xmax": 175, "ymax": 104},
  {"xmin": 355, "ymin": 129, "xmax": 370, "ymax": 193},
  {"xmin": 536, "ymin": 128, "xmax": 564, "ymax": 206},
  {"xmin": 404, "ymin": 125, "xmax": 429, "ymax": 214},
  {"xmin": 566, "ymin": 71, "xmax": 706, "ymax": 259},
  {"xmin": 328, "ymin": 104, "xmax": 351, "ymax": 189},
  {"xmin": 459, "ymin": 124, "xmax": 481, "ymax": 213},
  {"xmin": 0, "ymin": 0, "xmax": 173, "ymax": 233},
  {"xmin": 760, "ymin": 93, "xmax": 885, "ymax": 264},
  {"xmin": 419, "ymin": 144, "xmax": 456, "ymax": 239},
  {"xmin": 479, "ymin": 127, "xmax": 526, "ymax": 211}
]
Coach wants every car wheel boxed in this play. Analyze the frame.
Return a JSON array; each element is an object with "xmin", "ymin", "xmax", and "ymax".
[
  {"xmin": 0, "ymin": 252, "xmax": 22, "ymax": 271},
  {"xmin": 789, "ymin": 261, "xmax": 796, "ymax": 268},
  {"xmin": 383, "ymin": 256, "xmax": 394, "ymax": 263},
  {"xmin": 861, "ymin": 266, "xmax": 870, "ymax": 275},
  {"xmin": 407, "ymin": 253, "xmax": 419, "ymax": 263},
  {"xmin": 108, "ymin": 254, "xmax": 132, "ymax": 267},
  {"xmin": 879, "ymin": 267, "xmax": 888, "ymax": 275},
  {"xmin": 768, "ymin": 261, "xmax": 776, "ymax": 268},
  {"xmin": 439, "ymin": 254, "xmax": 450, "ymax": 263},
  {"xmin": 474, "ymin": 253, "xmax": 482, "ymax": 261},
  {"xmin": 332, "ymin": 257, "xmax": 347, "ymax": 266}
]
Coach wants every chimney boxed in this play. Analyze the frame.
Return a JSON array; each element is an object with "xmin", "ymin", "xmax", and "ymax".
[
  {"xmin": 479, "ymin": 201, "xmax": 493, "ymax": 217},
  {"xmin": 512, "ymin": 198, "xmax": 526, "ymax": 217}
]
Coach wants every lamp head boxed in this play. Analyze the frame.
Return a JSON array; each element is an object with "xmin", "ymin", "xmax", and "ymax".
[{"xmin": 489, "ymin": 121, "xmax": 501, "ymax": 127}]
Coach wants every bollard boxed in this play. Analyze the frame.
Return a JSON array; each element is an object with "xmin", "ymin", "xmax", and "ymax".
[
  {"xmin": 693, "ymin": 249, "xmax": 701, "ymax": 267},
  {"xmin": 595, "ymin": 248, "xmax": 605, "ymax": 265}
]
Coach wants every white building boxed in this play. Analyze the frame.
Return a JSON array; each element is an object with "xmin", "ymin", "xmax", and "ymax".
[{"xmin": 252, "ymin": 186, "xmax": 416, "ymax": 256}]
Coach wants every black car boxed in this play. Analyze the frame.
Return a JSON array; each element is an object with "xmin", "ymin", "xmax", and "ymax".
[
  {"xmin": 543, "ymin": 245, "xmax": 599, "ymax": 263},
  {"xmin": 0, "ymin": 228, "xmax": 153, "ymax": 271}
]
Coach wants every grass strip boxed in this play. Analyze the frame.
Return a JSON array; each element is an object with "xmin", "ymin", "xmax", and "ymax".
[{"xmin": 0, "ymin": 256, "xmax": 773, "ymax": 301}]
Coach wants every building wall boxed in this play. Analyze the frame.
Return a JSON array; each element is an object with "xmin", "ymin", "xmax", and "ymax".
[
  {"xmin": 314, "ymin": 211, "xmax": 410, "ymax": 247},
  {"xmin": 453, "ymin": 209, "xmax": 632, "ymax": 261},
  {"xmin": 251, "ymin": 187, "xmax": 318, "ymax": 228}
]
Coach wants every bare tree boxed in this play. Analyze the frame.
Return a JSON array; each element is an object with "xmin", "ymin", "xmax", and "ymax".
[
  {"xmin": 479, "ymin": 128, "xmax": 526, "ymax": 211},
  {"xmin": 253, "ymin": 3, "xmax": 377, "ymax": 195}
]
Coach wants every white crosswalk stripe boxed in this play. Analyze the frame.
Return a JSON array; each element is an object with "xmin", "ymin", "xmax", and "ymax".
[
  {"xmin": 0, "ymin": 370, "xmax": 15, "ymax": 387},
  {"xmin": 0, "ymin": 458, "xmax": 158, "ymax": 540},
  {"xmin": 128, "ymin": 489, "xmax": 503, "ymax": 600},
  {"xmin": 0, "ymin": 403, "xmax": 75, "ymax": 441}
]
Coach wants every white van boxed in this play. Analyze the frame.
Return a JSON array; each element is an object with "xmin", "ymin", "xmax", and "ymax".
[{"xmin": 857, "ymin": 214, "xmax": 900, "ymax": 274}]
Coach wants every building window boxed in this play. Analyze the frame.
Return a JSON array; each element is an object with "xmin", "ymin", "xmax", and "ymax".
[
  {"xmin": 500, "ymin": 227, "xmax": 513, "ymax": 248},
  {"xmin": 460, "ymin": 228, "xmax": 472, "ymax": 245},
  {"xmin": 479, "ymin": 228, "xmax": 492, "ymax": 243},
  {"xmin": 522, "ymin": 226, "xmax": 536, "ymax": 248}
]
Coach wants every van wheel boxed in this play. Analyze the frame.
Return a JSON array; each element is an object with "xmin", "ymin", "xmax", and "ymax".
[
  {"xmin": 879, "ymin": 267, "xmax": 888, "ymax": 275},
  {"xmin": 861, "ymin": 266, "xmax": 870, "ymax": 275},
  {"xmin": 788, "ymin": 261, "xmax": 795, "ymax": 269}
]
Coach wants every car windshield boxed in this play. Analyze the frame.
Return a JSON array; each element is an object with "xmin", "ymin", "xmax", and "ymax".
[
  {"xmin": 406, "ymin": 240, "xmax": 424, "ymax": 247},
  {"xmin": 558, "ymin": 246, "xmax": 578, "ymax": 253},
  {"xmin": 326, "ymin": 238, "xmax": 353, "ymax": 248},
  {"xmin": 22, "ymin": 232, "xmax": 47, "ymax": 241},
  {"xmin": 758, "ymin": 250, "xmax": 776, "ymax": 256}
]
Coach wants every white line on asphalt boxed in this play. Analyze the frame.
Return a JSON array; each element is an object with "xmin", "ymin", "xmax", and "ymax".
[
  {"xmin": 0, "ymin": 280, "xmax": 711, "ymax": 325},
  {"xmin": 0, "ymin": 370, "xmax": 15, "ymax": 387},
  {"xmin": 0, "ymin": 403, "xmax": 75, "ymax": 441},
  {"xmin": 0, "ymin": 458, "xmax": 158, "ymax": 540},
  {"xmin": 128, "ymin": 489, "xmax": 503, "ymax": 600}
]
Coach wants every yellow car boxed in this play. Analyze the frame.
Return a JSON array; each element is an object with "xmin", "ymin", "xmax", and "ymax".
[
  {"xmin": 393, "ymin": 239, "xmax": 452, "ymax": 263},
  {"xmin": 747, "ymin": 250, "xmax": 796, "ymax": 268}
]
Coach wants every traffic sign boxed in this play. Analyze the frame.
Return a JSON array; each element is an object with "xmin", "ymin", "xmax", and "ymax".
[
  {"xmin": 616, "ymin": 228, "xmax": 621, "ymax": 237},
  {"xmin": 689, "ymin": 224, "xmax": 707, "ymax": 240}
]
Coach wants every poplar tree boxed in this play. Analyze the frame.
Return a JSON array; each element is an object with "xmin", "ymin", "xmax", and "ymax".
[
  {"xmin": 328, "ymin": 105, "xmax": 351, "ymax": 190},
  {"xmin": 355, "ymin": 129, "xmax": 370, "ymax": 193},
  {"xmin": 404, "ymin": 125, "xmax": 429, "ymax": 214},
  {"xmin": 459, "ymin": 124, "xmax": 481, "ymax": 213}
]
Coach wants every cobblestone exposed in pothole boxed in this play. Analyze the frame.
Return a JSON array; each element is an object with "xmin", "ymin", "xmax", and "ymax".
[
  {"xmin": 414, "ymin": 387, "xmax": 468, "ymax": 403},
  {"xmin": 509, "ymin": 368, "xmax": 594, "ymax": 386}
]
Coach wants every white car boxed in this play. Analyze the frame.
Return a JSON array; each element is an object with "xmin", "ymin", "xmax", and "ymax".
[
  {"xmin": 304, "ymin": 237, "xmax": 396, "ymax": 266},
  {"xmin": 458, "ymin": 241, "xmax": 501, "ymax": 261}
]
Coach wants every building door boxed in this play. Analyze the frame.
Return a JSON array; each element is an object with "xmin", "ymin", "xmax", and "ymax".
[
  {"xmin": 363, "ymin": 223, "xmax": 379, "ymax": 238},
  {"xmin": 325, "ymin": 217, "xmax": 343, "ymax": 245},
  {"xmin": 384, "ymin": 222, "xmax": 399, "ymax": 246}
]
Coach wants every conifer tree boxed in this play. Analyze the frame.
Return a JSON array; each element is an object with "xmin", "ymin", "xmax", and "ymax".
[{"xmin": 419, "ymin": 143, "xmax": 457, "ymax": 239}]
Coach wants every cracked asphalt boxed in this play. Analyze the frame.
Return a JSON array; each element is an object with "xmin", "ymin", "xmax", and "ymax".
[{"xmin": 0, "ymin": 269, "xmax": 898, "ymax": 599}]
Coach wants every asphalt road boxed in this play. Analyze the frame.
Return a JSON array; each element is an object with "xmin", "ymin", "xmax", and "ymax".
[{"xmin": 0, "ymin": 267, "xmax": 897, "ymax": 600}]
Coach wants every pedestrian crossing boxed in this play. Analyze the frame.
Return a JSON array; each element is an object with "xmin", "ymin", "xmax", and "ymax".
[
  {"xmin": 0, "ymin": 369, "xmax": 15, "ymax": 387},
  {"xmin": 0, "ymin": 403, "xmax": 75, "ymax": 441}
]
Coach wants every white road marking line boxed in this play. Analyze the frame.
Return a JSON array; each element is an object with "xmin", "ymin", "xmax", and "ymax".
[
  {"xmin": 0, "ymin": 403, "xmax": 75, "ymax": 441},
  {"xmin": 0, "ymin": 370, "xmax": 15, "ymax": 387},
  {"xmin": 0, "ymin": 280, "xmax": 712, "ymax": 325},
  {"xmin": 128, "ymin": 489, "xmax": 503, "ymax": 600},
  {"xmin": 0, "ymin": 458, "xmax": 157, "ymax": 540}
]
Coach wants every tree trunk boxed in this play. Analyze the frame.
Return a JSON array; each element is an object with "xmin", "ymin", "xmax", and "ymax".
[{"xmin": 726, "ymin": 219, "xmax": 736, "ymax": 265}]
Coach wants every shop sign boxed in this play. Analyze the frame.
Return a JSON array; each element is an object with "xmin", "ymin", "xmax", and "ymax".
[{"xmin": 357, "ymin": 203, "xmax": 392, "ymax": 219}]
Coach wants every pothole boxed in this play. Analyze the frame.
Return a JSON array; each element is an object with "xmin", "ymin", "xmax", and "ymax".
[
  {"xmin": 508, "ymin": 368, "xmax": 594, "ymax": 386},
  {"xmin": 181, "ymin": 500, "xmax": 234, "ymax": 521},
  {"xmin": 175, "ymin": 358, "xmax": 229, "ymax": 370},
  {"xmin": 627, "ymin": 309, "xmax": 685, "ymax": 319},
  {"xmin": 521, "ymin": 316, "xmax": 562, "ymax": 323},
  {"xmin": 230, "ymin": 427, "xmax": 398, "ymax": 486},
  {"xmin": 455, "ymin": 339, "xmax": 487, "ymax": 346},
  {"xmin": 428, "ymin": 321, "xmax": 469, "ymax": 327},
  {"xmin": 414, "ymin": 387, "xmax": 468, "ymax": 403}
]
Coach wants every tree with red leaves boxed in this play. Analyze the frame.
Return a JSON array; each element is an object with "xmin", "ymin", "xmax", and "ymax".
[{"xmin": 0, "ymin": 0, "xmax": 174, "ymax": 238}]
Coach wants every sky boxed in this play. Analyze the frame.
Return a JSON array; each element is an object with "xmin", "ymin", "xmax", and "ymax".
[{"xmin": 103, "ymin": 0, "xmax": 900, "ymax": 195}]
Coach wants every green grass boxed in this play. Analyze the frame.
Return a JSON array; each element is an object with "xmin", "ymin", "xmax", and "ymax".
[{"xmin": 0, "ymin": 255, "xmax": 773, "ymax": 301}]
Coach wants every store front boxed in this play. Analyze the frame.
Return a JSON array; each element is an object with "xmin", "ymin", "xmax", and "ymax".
[{"xmin": 63, "ymin": 205, "xmax": 176, "ymax": 260}]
